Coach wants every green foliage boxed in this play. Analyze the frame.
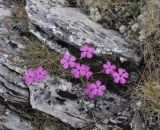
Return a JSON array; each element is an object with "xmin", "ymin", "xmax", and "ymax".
[{"xmin": 21, "ymin": 38, "xmax": 74, "ymax": 81}]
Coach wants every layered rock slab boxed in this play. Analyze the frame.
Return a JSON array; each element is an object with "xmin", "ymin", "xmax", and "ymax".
[
  {"xmin": 0, "ymin": 2, "xmax": 29, "ymax": 105},
  {"xmin": 29, "ymin": 76, "xmax": 128, "ymax": 128},
  {"xmin": 26, "ymin": 0, "xmax": 142, "ymax": 66}
]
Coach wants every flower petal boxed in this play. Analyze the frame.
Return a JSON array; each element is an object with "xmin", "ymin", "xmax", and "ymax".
[
  {"xmin": 96, "ymin": 80, "xmax": 101, "ymax": 86},
  {"xmin": 63, "ymin": 63, "xmax": 69, "ymax": 69},
  {"xmin": 60, "ymin": 58, "xmax": 67, "ymax": 64},
  {"xmin": 81, "ymin": 65, "xmax": 90, "ymax": 71},
  {"xmin": 111, "ymin": 65, "xmax": 116, "ymax": 70},
  {"xmin": 42, "ymin": 70, "xmax": 48, "ymax": 76},
  {"xmin": 114, "ymin": 77, "xmax": 120, "ymax": 84},
  {"xmin": 88, "ymin": 89, "xmax": 97, "ymax": 99},
  {"xmin": 107, "ymin": 61, "xmax": 111, "ymax": 66},
  {"xmin": 100, "ymin": 85, "xmax": 106, "ymax": 91},
  {"xmin": 80, "ymin": 70, "xmax": 86, "ymax": 76},
  {"xmin": 64, "ymin": 54, "xmax": 70, "ymax": 60},
  {"xmin": 81, "ymin": 52, "xmax": 87, "ymax": 58},
  {"xmin": 74, "ymin": 71, "xmax": 80, "ymax": 78},
  {"xmin": 37, "ymin": 66, "xmax": 43, "ymax": 72},
  {"xmin": 75, "ymin": 63, "xmax": 81, "ymax": 69},
  {"xmin": 97, "ymin": 89, "xmax": 104, "ymax": 96},
  {"xmin": 118, "ymin": 68, "xmax": 124, "ymax": 75},
  {"xmin": 103, "ymin": 64, "xmax": 109, "ymax": 69},
  {"xmin": 112, "ymin": 72, "xmax": 119, "ymax": 77},
  {"xmin": 89, "ymin": 47, "xmax": 96, "ymax": 53},
  {"xmin": 80, "ymin": 45, "xmax": 88, "ymax": 51},
  {"xmin": 120, "ymin": 78, "xmax": 126, "ymax": 84},
  {"xmin": 87, "ymin": 83, "xmax": 96, "ymax": 90},
  {"xmin": 86, "ymin": 52, "xmax": 92, "ymax": 58},
  {"xmin": 85, "ymin": 71, "xmax": 93, "ymax": 79},
  {"xmin": 122, "ymin": 72, "xmax": 129, "ymax": 78},
  {"xmin": 83, "ymin": 87, "xmax": 90, "ymax": 94},
  {"xmin": 71, "ymin": 69, "xmax": 77, "ymax": 74},
  {"xmin": 70, "ymin": 56, "xmax": 76, "ymax": 61},
  {"xmin": 105, "ymin": 69, "xmax": 110, "ymax": 74},
  {"xmin": 69, "ymin": 61, "xmax": 76, "ymax": 68}
]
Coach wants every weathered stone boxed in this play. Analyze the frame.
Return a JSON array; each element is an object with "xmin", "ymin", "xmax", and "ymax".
[
  {"xmin": 131, "ymin": 111, "xmax": 144, "ymax": 130},
  {"xmin": 29, "ymin": 76, "xmax": 128, "ymax": 128},
  {"xmin": 0, "ymin": 1, "xmax": 143, "ymax": 130},
  {"xmin": 0, "ymin": 2, "xmax": 29, "ymax": 105},
  {"xmin": 26, "ymin": 0, "xmax": 142, "ymax": 66},
  {"xmin": 0, "ymin": 104, "xmax": 33, "ymax": 130},
  {"xmin": 0, "ymin": 4, "xmax": 11, "ymax": 20}
]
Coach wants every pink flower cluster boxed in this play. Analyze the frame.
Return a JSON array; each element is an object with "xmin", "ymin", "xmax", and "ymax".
[
  {"xmin": 84, "ymin": 80, "xmax": 106, "ymax": 99},
  {"xmin": 71, "ymin": 63, "xmax": 93, "ymax": 79},
  {"xmin": 60, "ymin": 44, "xmax": 95, "ymax": 79},
  {"xmin": 103, "ymin": 61, "xmax": 129, "ymax": 85},
  {"xmin": 60, "ymin": 44, "xmax": 129, "ymax": 99},
  {"xmin": 60, "ymin": 54, "xmax": 76, "ymax": 69},
  {"xmin": 23, "ymin": 66, "xmax": 48, "ymax": 85},
  {"xmin": 80, "ymin": 45, "xmax": 96, "ymax": 58}
]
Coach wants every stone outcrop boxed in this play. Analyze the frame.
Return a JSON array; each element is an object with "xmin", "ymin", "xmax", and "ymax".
[
  {"xmin": 24, "ymin": 0, "xmax": 144, "ymax": 128},
  {"xmin": 26, "ymin": 0, "xmax": 142, "ymax": 67},
  {"xmin": 0, "ymin": 1, "xmax": 130, "ymax": 129},
  {"xmin": 29, "ymin": 76, "xmax": 128, "ymax": 128},
  {"xmin": 0, "ymin": 0, "xmax": 147, "ymax": 129}
]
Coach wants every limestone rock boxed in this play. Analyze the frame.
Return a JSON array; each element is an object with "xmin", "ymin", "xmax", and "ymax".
[
  {"xmin": 26, "ymin": 0, "xmax": 142, "ymax": 67},
  {"xmin": 0, "ymin": 2, "xmax": 29, "ymax": 105},
  {"xmin": 0, "ymin": 104, "xmax": 33, "ymax": 130},
  {"xmin": 29, "ymin": 76, "xmax": 128, "ymax": 128},
  {"xmin": 131, "ymin": 111, "xmax": 144, "ymax": 130}
]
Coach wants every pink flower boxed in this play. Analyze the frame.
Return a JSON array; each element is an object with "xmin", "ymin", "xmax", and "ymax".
[
  {"xmin": 84, "ymin": 80, "xmax": 106, "ymax": 99},
  {"xmin": 103, "ymin": 61, "xmax": 116, "ymax": 75},
  {"xmin": 36, "ymin": 66, "xmax": 48, "ymax": 81},
  {"xmin": 79, "ymin": 64, "xmax": 93, "ymax": 79},
  {"xmin": 112, "ymin": 68, "xmax": 129, "ymax": 84},
  {"xmin": 71, "ymin": 63, "xmax": 82, "ymax": 78},
  {"xmin": 80, "ymin": 44, "xmax": 96, "ymax": 58},
  {"xmin": 23, "ymin": 69, "xmax": 38, "ymax": 85},
  {"xmin": 60, "ymin": 54, "xmax": 76, "ymax": 69},
  {"xmin": 85, "ymin": 71, "xmax": 93, "ymax": 79},
  {"xmin": 71, "ymin": 64, "xmax": 93, "ymax": 79}
]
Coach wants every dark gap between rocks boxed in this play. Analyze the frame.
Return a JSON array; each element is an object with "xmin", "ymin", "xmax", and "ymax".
[{"xmin": 57, "ymin": 90, "xmax": 78, "ymax": 100}]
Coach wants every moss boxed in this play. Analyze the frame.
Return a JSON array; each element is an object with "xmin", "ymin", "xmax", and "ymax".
[
  {"xmin": 5, "ymin": 5, "xmax": 29, "ymax": 34},
  {"xmin": 21, "ymin": 37, "xmax": 74, "ymax": 81}
]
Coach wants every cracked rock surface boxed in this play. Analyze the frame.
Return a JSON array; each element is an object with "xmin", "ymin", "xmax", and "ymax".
[
  {"xmin": 26, "ymin": 0, "xmax": 142, "ymax": 67},
  {"xmin": 0, "ymin": 0, "xmax": 146, "ymax": 130},
  {"xmin": 29, "ymin": 76, "xmax": 128, "ymax": 128}
]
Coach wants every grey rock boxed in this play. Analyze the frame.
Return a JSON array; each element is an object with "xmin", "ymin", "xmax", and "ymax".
[
  {"xmin": 3, "ymin": 111, "xmax": 33, "ymax": 130},
  {"xmin": 0, "ymin": 104, "xmax": 33, "ymax": 130},
  {"xmin": 0, "ymin": 4, "xmax": 11, "ymax": 20},
  {"xmin": 29, "ymin": 76, "xmax": 128, "ymax": 128},
  {"xmin": 0, "ymin": 2, "xmax": 29, "ymax": 105},
  {"xmin": 26, "ymin": 0, "xmax": 142, "ymax": 66},
  {"xmin": 0, "ymin": 64, "xmax": 29, "ymax": 104},
  {"xmin": 131, "ymin": 111, "xmax": 144, "ymax": 130},
  {"xmin": 0, "ymin": 5, "xmax": 29, "ymax": 105},
  {"xmin": 93, "ymin": 124, "xmax": 123, "ymax": 130}
]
